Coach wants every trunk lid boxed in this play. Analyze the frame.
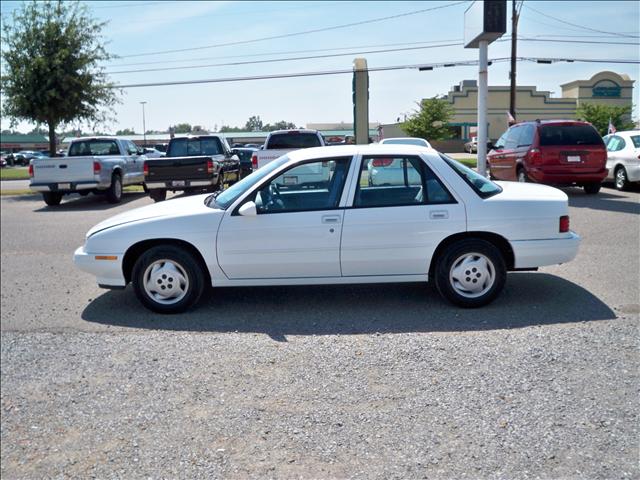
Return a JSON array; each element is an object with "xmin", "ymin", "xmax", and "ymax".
[
  {"xmin": 31, "ymin": 156, "xmax": 96, "ymax": 184},
  {"xmin": 535, "ymin": 123, "xmax": 606, "ymax": 173},
  {"xmin": 145, "ymin": 156, "xmax": 215, "ymax": 182}
]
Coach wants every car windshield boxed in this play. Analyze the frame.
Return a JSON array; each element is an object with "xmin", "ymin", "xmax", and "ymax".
[
  {"xmin": 440, "ymin": 154, "xmax": 502, "ymax": 198},
  {"xmin": 382, "ymin": 138, "xmax": 429, "ymax": 147},
  {"xmin": 539, "ymin": 124, "xmax": 603, "ymax": 146},
  {"xmin": 168, "ymin": 137, "xmax": 223, "ymax": 156},
  {"xmin": 68, "ymin": 140, "xmax": 120, "ymax": 156},
  {"xmin": 267, "ymin": 133, "xmax": 321, "ymax": 149},
  {"xmin": 207, "ymin": 156, "xmax": 290, "ymax": 210}
]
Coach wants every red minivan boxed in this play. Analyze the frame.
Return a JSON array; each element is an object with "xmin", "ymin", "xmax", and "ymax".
[{"xmin": 487, "ymin": 120, "xmax": 608, "ymax": 194}]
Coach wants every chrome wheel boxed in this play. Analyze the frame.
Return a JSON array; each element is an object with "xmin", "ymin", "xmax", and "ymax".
[
  {"xmin": 449, "ymin": 252, "xmax": 496, "ymax": 299},
  {"xmin": 615, "ymin": 167, "xmax": 628, "ymax": 190},
  {"xmin": 142, "ymin": 259, "xmax": 189, "ymax": 305}
]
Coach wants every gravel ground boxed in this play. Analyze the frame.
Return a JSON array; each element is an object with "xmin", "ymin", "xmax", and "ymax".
[{"xmin": 1, "ymin": 186, "xmax": 639, "ymax": 479}]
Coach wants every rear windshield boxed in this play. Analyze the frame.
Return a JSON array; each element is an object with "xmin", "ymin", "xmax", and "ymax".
[
  {"xmin": 631, "ymin": 135, "xmax": 640, "ymax": 148},
  {"xmin": 68, "ymin": 140, "xmax": 119, "ymax": 156},
  {"xmin": 168, "ymin": 137, "xmax": 223, "ymax": 157},
  {"xmin": 267, "ymin": 133, "xmax": 322, "ymax": 149},
  {"xmin": 539, "ymin": 125, "xmax": 603, "ymax": 146}
]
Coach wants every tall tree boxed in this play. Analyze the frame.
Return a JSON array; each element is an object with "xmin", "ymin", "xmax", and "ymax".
[
  {"xmin": 1, "ymin": 1, "xmax": 119, "ymax": 156},
  {"xmin": 245, "ymin": 115, "xmax": 264, "ymax": 131},
  {"xmin": 173, "ymin": 123, "xmax": 192, "ymax": 133},
  {"xmin": 402, "ymin": 97, "xmax": 455, "ymax": 141},
  {"xmin": 576, "ymin": 102, "xmax": 635, "ymax": 137},
  {"xmin": 264, "ymin": 120, "xmax": 297, "ymax": 131},
  {"xmin": 116, "ymin": 128, "xmax": 136, "ymax": 135}
]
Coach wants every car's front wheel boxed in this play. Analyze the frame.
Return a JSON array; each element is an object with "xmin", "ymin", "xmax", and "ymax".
[
  {"xmin": 132, "ymin": 245, "xmax": 206, "ymax": 313},
  {"xmin": 42, "ymin": 192, "xmax": 62, "ymax": 206},
  {"xmin": 434, "ymin": 239, "xmax": 506, "ymax": 308},
  {"xmin": 614, "ymin": 166, "xmax": 629, "ymax": 191}
]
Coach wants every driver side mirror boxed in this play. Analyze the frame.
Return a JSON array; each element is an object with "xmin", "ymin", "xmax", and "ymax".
[{"xmin": 238, "ymin": 201, "xmax": 257, "ymax": 217}]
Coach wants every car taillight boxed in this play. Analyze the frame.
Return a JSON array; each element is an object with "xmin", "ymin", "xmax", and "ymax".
[
  {"xmin": 251, "ymin": 154, "xmax": 258, "ymax": 169},
  {"xmin": 143, "ymin": 162, "xmax": 149, "ymax": 176},
  {"xmin": 372, "ymin": 158, "xmax": 393, "ymax": 167},
  {"xmin": 93, "ymin": 161, "xmax": 101, "ymax": 174},
  {"xmin": 559, "ymin": 215, "xmax": 570, "ymax": 233},
  {"xmin": 207, "ymin": 159, "xmax": 214, "ymax": 175},
  {"xmin": 28, "ymin": 164, "xmax": 34, "ymax": 177},
  {"xmin": 528, "ymin": 148, "xmax": 542, "ymax": 166}
]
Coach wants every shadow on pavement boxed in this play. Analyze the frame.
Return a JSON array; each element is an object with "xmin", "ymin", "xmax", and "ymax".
[
  {"xmin": 565, "ymin": 186, "xmax": 640, "ymax": 216},
  {"xmin": 24, "ymin": 192, "xmax": 148, "ymax": 212},
  {"xmin": 82, "ymin": 273, "xmax": 616, "ymax": 340}
]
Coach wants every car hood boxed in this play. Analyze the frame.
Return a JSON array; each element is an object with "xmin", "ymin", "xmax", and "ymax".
[
  {"xmin": 87, "ymin": 194, "xmax": 219, "ymax": 237},
  {"xmin": 492, "ymin": 181, "xmax": 568, "ymax": 202}
]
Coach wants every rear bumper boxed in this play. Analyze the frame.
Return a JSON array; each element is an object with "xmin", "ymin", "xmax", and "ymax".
[
  {"xmin": 73, "ymin": 246, "xmax": 126, "ymax": 287},
  {"xmin": 145, "ymin": 179, "xmax": 215, "ymax": 189},
  {"xmin": 527, "ymin": 167, "xmax": 608, "ymax": 184},
  {"xmin": 511, "ymin": 231, "xmax": 581, "ymax": 269},
  {"xmin": 30, "ymin": 181, "xmax": 99, "ymax": 192}
]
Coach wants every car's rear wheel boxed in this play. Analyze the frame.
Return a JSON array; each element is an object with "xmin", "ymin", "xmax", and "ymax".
[
  {"xmin": 584, "ymin": 182, "xmax": 601, "ymax": 195},
  {"xmin": 434, "ymin": 239, "xmax": 506, "ymax": 308},
  {"xmin": 149, "ymin": 189, "xmax": 167, "ymax": 202},
  {"xmin": 614, "ymin": 166, "xmax": 629, "ymax": 191},
  {"xmin": 516, "ymin": 167, "xmax": 528, "ymax": 183},
  {"xmin": 106, "ymin": 173, "xmax": 123, "ymax": 203},
  {"xmin": 42, "ymin": 192, "xmax": 62, "ymax": 206},
  {"xmin": 132, "ymin": 245, "xmax": 206, "ymax": 313}
]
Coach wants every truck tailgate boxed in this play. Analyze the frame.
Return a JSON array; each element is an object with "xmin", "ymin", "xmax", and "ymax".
[
  {"xmin": 145, "ymin": 156, "xmax": 212, "ymax": 182},
  {"xmin": 257, "ymin": 149, "xmax": 291, "ymax": 169},
  {"xmin": 31, "ymin": 157, "xmax": 95, "ymax": 184}
]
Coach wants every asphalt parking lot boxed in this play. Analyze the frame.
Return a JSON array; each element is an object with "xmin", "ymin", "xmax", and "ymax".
[{"xmin": 1, "ymin": 186, "xmax": 639, "ymax": 479}]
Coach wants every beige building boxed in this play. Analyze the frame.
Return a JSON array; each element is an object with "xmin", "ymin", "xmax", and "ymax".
[{"xmin": 445, "ymin": 71, "xmax": 634, "ymax": 141}]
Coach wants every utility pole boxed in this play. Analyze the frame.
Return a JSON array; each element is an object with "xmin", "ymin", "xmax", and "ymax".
[
  {"xmin": 140, "ymin": 101, "xmax": 147, "ymax": 147},
  {"xmin": 509, "ymin": 0, "xmax": 519, "ymax": 121}
]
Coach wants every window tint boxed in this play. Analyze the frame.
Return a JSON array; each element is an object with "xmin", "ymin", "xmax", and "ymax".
[
  {"xmin": 254, "ymin": 157, "xmax": 350, "ymax": 213},
  {"xmin": 126, "ymin": 141, "xmax": 139, "ymax": 155},
  {"xmin": 539, "ymin": 125, "xmax": 603, "ymax": 146},
  {"xmin": 494, "ymin": 131, "xmax": 508, "ymax": 150},
  {"xmin": 441, "ymin": 154, "xmax": 502, "ymax": 198},
  {"xmin": 68, "ymin": 140, "xmax": 120, "ymax": 156},
  {"xmin": 267, "ymin": 133, "xmax": 322, "ymax": 149},
  {"xmin": 606, "ymin": 136, "xmax": 626, "ymax": 152},
  {"xmin": 504, "ymin": 127, "xmax": 521, "ymax": 149},
  {"xmin": 630, "ymin": 135, "xmax": 640, "ymax": 149},
  {"xmin": 167, "ymin": 137, "xmax": 223, "ymax": 157},
  {"xmin": 355, "ymin": 155, "xmax": 454, "ymax": 208},
  {"xmin": 517, "ymin": 124, "xmax": 535, "ymax": 147}
]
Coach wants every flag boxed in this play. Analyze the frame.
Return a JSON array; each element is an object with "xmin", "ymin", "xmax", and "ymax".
[
  {"xmin": 507, "ymin": 111, "xmax": 516, "ymax": 125},
  {"xmin": 607, "ymin": 118, "xmax": 616, "ymax": 135}
]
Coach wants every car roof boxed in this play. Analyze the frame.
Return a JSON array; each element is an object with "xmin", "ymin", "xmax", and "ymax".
[
  {"xmin": 515, "ymin": 119, "xmax": 593, "ymax": 127},
  {"xmin": 268, "ymin": 129, "xmax": 319, "ymax": 135},
  {"xmin": 380, "ymin": 137, "xmax": 427, "ymax": 142},
  {"xmin": 286, "ymin": 144, "xmax": 437, "ymax": 162}
]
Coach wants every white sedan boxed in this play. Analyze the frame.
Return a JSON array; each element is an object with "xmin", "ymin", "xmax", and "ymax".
[
  {"xmin": 603, "ymin": 130, "xmax": 640, "ymax": 190},
  {"xmin": 74, "ymin": 145, "xmax": 580, "ymax": 313}
]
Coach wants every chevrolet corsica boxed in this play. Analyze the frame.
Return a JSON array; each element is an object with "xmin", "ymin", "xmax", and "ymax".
[{"xmin": 74, "ymin": 145, "xmax": 580, "ymax": 313}]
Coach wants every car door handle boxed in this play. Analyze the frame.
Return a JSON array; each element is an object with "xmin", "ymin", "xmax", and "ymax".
[
  {"xmin": 58, "ymin": 164, "xmax": 67, "ymax": 169},
  {"xmin": 321, "ymin": 215, "xmax": 341, "ymax": 224},
  {"xmin": 429, "ymin": 210, "xmax": 449, "ymax": 220}
]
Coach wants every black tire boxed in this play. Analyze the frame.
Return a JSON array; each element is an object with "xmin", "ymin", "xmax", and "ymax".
[
  {"xmin": 614, "ymin": 166, "xmax": 629, "ymax": 191},
  {"xmin": 132, "ymin": 245, "xmax": 206, "ymax": 314},
  {"xmin": 584, "ymin": 182, "xmax": 601, "ymax": 195},
  {"xmin": 78, "ymin": 190, "xmax": 90, "ymax": 196},
  {"xmin": 434, "ymin": 239, "xmax": 506, "ymax": 308},
  {"xmin": 106, "ymin": 172, "xmax": 123, "ymax": 204},
  {"xmin": 516, "ymin": 167, "xmax": 528, "ymax": 183},
  {"xmin": 149, "ymin": 189, "xmax": 167, "ymax": 202},
  {"xmin": 42, "ymin": 192, "xmax": 62, "ymax": 206}
]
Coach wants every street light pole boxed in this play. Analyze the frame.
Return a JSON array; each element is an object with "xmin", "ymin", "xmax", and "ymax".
[{"xmin": 140, "ymin": 101, "xmax": 147, "ymax": 147}]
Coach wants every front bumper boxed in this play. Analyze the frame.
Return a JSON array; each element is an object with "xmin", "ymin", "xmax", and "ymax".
[
  {"xmin": 73, "ymin": 246, "xmax": 126, "ymax": 287},
  {"xmin": 511, "ymin": 231, "xmax": 581, "ymax": 269}
]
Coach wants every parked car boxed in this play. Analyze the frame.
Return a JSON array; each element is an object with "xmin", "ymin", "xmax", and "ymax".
[
  {"xmin": 602, "ymin": 130, "xmax": 640, "ymax": 191},
  {"xmin": 251, "ymin": 129, "xmax": 325, "ymax": 170},
  {"xmin": 232, "ymin": 147, "xmax": 258, "ymax": 177},
  {"xmin": 143, "ymin": 135, "xmax": 241, "ymax": 202},
  {"xmin": 29, "ymin": 137, "xmax": 145, "ymax": 206},
  {"xmin": 464, "ymin": 136, "xmax": 493, "ymax": 153},
  {"xmin": 487, "ymin": 120, "xmax": 607, "ymax": 194},
  {"xmin": 14, "ymin": 150, "xmax": 45, "ymax": 166},
  {"xmin": 74, "ymin": 144, "xmax": 580, "ymax": 313},
  {"xmin": 142, "ymin": 147, "xmax": 165, "ymax": 158},
  {"xmin": 379, "ymin": 137, "xmax": 431, "ymax": 148}
]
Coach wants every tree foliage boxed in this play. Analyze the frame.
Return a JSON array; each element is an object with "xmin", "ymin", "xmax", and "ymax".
[
  {"xmin": 575, "ymin": 102, "xmax": 635, "ymax": 136},
  {"xmin": 172, "ymin": 123, "xmax": 193, "ymax": 133},
  {"xmin": 1, "ymin": 0, "xmax": 119, "ymax": 155},
  {"xmin": 401, "ymin": 97, "xmax": 455, "ymax": 141},
  {"xmin": 116, "ymin": 128, "xmax": 136, "ymax": 135},
  {"xmin": 264, "ymin": 120, "xmax": 297, "ymax": 131},
  {"xmin": 245, "ymin": 115, "xmax": 264, "ymax": 131}
]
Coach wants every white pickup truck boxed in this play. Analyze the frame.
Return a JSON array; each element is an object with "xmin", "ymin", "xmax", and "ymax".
[
  {"xmin": 29, "ymin": 137, "xmax": 145, "ymax": 206},
  {"xmin": 251, "ymin": 129, "xmax": 325, "ymax": 170}
]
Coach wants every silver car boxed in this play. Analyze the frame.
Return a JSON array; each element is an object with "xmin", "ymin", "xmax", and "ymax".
[{"xmin": 603, "ymin": 130, "xmax": 640, "ymax": 190}]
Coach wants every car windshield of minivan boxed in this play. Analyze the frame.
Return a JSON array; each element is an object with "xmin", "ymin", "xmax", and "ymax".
[
  {"xmin": 440, "ymin": 154, "xmax": 502, "ymax": 198},
  {"xmin": 539, "ymin": 125, "xmax": 603, "ymax": 146},
  {"xmin": 207, "ymin": 156, "xmax": 290, "ymax": 209}
]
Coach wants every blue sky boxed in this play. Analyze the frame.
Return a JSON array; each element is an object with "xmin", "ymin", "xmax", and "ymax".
[{"xmin": 1, "ymin": 0, "xmax": 639, "ymax": 133}]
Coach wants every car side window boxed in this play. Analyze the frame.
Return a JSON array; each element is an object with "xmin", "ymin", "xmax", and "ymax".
[
  {"xmin": 126, "ymin": 141, "xmax": 138, "ymax": 155},
  {"xmin": 517, "ymin": 125, "xmax": 535, "ymax": 147},
  {"xmin": 254, "ymin": 157, "xmax": 351, "ymax": 214},
  {"xmin": 354, "ymin": 155, "xmax": 454, "ymax": 208},
  {"xmin": 494, "ymin": 131, "xmax": 508, "ymax": 150},
  {"xmin": 607, "ymin": 136, "xmax": 626, "ymax": 152},
  {"xmin": 504, "ymin": 127, "xmax": 521, "ymax": 149}
]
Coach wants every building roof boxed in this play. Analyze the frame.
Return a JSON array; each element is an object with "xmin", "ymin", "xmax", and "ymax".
[{"xmin": 0, "ymin": 133, "xmax": 49, "ymax": 143}]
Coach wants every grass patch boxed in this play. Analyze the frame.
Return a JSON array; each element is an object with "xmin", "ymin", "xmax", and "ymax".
[
  {"xmin": 0, "ymin": 189, "xmax": 35, "ymax": 196},
  {"xmin": 0, "ymin": 168, "xmax": 29, "ymax": 180},
  {"xmin": 124, "ymin": 185, "xmax": 145, "ymax": 193}
]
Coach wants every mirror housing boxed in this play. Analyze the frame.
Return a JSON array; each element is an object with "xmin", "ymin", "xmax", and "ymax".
[{"xmin": 238, "ymin": 201, "xmax": 257, "ymax": 217}]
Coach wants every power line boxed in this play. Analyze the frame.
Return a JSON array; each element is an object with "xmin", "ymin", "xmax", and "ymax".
[
  {"xmin": 112, "ymin": 57, "xmax": 640, "ymax": 89},
  {"xmin": 105, "ymin": 37, "xmax": 638, "ymax": 75},
  {"xmin": 524, "ymin": 4, "xmax": 640, "ymax": 39},
  {"xmin": 116, "ymin": 1, "xmax": 469, "ymax": 58}
]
